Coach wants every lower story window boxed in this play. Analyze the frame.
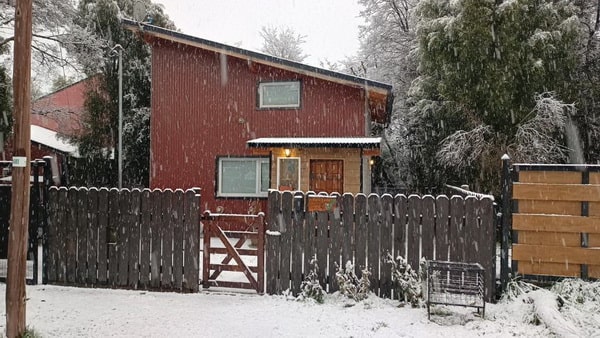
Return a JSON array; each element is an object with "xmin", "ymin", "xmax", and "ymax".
[{"xmin": 218, "ymin": 157, "xmax": 270, "ymax": 197}]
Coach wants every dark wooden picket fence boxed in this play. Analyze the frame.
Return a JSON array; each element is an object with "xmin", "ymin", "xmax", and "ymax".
[
  {"xmin": 45, "ymin": 187, "xmax": 201, "ymax": 292},
  {"xmin": 266, "ymin": 191, "xmax": 496, "ymax": 301}
]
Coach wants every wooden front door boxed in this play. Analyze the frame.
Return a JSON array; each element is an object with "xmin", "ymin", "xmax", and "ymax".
[{"xmin": 310, "ymin": 160, "xmax": 343, "ymax": 194}]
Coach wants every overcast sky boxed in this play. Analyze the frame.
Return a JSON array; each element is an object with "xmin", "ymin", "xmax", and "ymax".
[{"xmin": 152, "ymin": 0, "xmax": 365, "ymax": 67}]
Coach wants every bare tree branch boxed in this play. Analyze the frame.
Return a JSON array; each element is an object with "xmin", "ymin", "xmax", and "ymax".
[{"xmin": 0, "ymin": 36, "xmax": 14, "ymax": 48}]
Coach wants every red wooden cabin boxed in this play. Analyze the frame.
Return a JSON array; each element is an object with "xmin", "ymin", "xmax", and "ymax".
[{"xmin": 124, "ymin": 20, "xmax": 393, "ymax": 214}]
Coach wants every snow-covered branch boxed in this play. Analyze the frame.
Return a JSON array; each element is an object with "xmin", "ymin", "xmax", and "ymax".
[
  {"xmin": 437, "ymin": 124, "xmax": 492, "ymax": 169},
  {"xmin": 513, "ymin": 93, "xmax": 573, "ymax": 163}
]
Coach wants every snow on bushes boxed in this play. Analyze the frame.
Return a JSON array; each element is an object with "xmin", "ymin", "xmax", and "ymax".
[
  {"xmin": 299, "ymin": 256, "xmax": 325, "ymax": 304},
  {"xmin": 334, "ymin": 261, "xmax": 371, "ymax": 302},
  {"xmin": 388, "ymin": 255, "xmax": 425, "ymax": 307}
]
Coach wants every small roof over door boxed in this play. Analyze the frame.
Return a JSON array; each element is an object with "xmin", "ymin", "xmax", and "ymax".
[{"xmin": 246, "ymin": 137, "xmax": 381, "ymax": 149}]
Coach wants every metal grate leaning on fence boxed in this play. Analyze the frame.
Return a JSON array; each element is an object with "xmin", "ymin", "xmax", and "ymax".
[
  {"xmin": 265, "ymin": 191, "xmax": 496, "ymax": 301},
  {"xmin": 45, "ymin": 187, "xmax": 201, "ymax": 292}
]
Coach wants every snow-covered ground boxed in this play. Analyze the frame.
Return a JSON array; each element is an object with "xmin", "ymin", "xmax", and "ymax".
[{"xmin": 1, "ymin": 279, "xmax": 598, "ymax": 337}]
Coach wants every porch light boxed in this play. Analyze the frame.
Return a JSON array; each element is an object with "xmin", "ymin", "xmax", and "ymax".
[
  {"xmin": 369, "ymin": 158, "xmax": 375, "ymax": 166},
  {"xmin": 284, "ymin": 148, "xmax": 291, "ymax": 157}
]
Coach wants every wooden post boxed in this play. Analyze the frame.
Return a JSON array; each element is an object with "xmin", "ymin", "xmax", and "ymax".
[
  {"xmin": 7, "ymin": 0, "xmax": 33, "ymax": 336},
  {"xmin": 500, "ymin": 154, "xmax": 512, "ymax": 294}
]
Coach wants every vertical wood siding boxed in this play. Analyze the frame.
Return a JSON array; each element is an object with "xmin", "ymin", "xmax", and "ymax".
[{"xmin": 150, "ymin": 41, "xmax": 367, "ymax": 213}]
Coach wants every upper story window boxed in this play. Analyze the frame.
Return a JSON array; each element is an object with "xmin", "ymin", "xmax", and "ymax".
[
  {"xmin": 258, "ymin": 81, "xmax": 301, "ymax": 109},
  {"xmin": 217, "ymin": 157, "xmax": 270, "ymax": 198}
]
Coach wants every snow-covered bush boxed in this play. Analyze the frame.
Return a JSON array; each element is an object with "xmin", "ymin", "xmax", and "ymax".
[
  {"xmin": 552, "ymin": 279, "xmax": 600, "ymax": 311},
  {"xmin": 388, "ymin": 255, "xmax": 424, "ymax": 307},
  {"xmin": 335, "ymin": 261, "xmax": 370, "ymax": 302},
  {"xmin": 299, "ymin": 256, "xmax": 325, "ymax": 304}
]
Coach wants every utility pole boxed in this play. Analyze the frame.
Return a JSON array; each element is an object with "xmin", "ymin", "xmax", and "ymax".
[{"xmin": 7, "ymin": 0, "xmax": 33, "ymax": 337}]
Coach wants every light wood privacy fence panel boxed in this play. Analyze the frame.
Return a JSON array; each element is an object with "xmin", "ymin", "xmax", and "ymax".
[
  {"xmin": 512, "ymin": 165, "xmax": 600, "ymax": 280},
  {"xmin": 46, "ymin": 187, "xmax": 200, "ymax": 292},
  {"xmin": 266, "ymin": 191, "xmax": 496, "ymax": 301}
]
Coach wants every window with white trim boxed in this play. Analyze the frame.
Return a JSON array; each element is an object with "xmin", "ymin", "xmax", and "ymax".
[
  {"xmin": 258, "ymin": 81, "xmax": 301, "ymax": 108},
  {"xmin": 217, "ymin": 157, "xmax": 270, "ymax": 197},
  {"xmin": 277, "ymin": 157, "xmax": 300, "ymax": 191}
]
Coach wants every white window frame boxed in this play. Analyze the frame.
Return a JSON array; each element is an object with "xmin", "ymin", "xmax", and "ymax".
[
  {"xmin": 258, "ymin": 81, "xmax": 301, "ymax": 108},
  {"xmin": 277, "ymin": 157, "xmax": 301, "ymax": 191},
  {"xmin": 217, "ymin": 157, "xmax": 270, "ymax": 197}
]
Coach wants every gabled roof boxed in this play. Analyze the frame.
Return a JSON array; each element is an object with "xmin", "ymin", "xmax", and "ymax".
[{"xmin": 122, "ymin": 19, "xmax": 394, "ymax": 124}]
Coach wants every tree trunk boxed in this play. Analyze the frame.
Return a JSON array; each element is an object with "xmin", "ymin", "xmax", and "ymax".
[{"xmin": 6, "ymin": 0, "xmax": 33, "ymax": 337}]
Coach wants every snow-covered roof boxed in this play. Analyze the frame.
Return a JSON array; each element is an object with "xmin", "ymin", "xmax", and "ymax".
[
  {"xmin": 31, "ymin": 124, "xmax": 79, "ymax": 156},
  {"xmin": 247, "ymin": 137, "xmax": 381, "ymax": 148}
]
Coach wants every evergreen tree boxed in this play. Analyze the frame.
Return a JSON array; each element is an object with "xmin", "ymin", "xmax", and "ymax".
[
  {"xmin": 69, "ymin": 0, "xmax": 173, "ymax": 187},
  {"xmin": 412, "ymin": 0, "xmax": 582, "ymax": 194}
]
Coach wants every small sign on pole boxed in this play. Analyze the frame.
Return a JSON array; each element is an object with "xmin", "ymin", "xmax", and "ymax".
[{"xmin": 12, "ymin": 157, "xmax": 27, "ymax": 168}]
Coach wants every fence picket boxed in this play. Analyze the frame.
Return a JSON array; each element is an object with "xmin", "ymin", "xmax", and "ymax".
[
  {"xmin": 107, "ymin": 188, "xmax": 119, "ymax": 286},
  {"xmin": 464, "ymin": 196, "xmax": 478, "ymax": 264},
  {"xmin": 128, "ymin": 189, "xmax": 141, "ymax": 288},
  {"xmin": 316, "ymin": 211, "xmax": 328, "ymax": 289},
  {"xmin": 354, "ymin": 194, "xmax": 367, "ymax": 277},
  {"xmin": 367, "ymin": 194, "xmax": 381, "ymax": 294},
  {"xmin": 290, "ymin": 192, "xmax": 304, "ymax": 296},
  {"xmin": 161, "ymin": 190, "xmax": 173, "ymax": 288},
  {"xmin": 393, "ymin": 195, "xmax": 407, "ymax": 261},
  {"xmin": 340, "ymin": 194, "xmax": 354, "ymax": 269},
  {"xmin": 328, "ymin": 193, "xmax": 342, "ymax": 293},
  {"xmin": 46, "ymin": 188, "xmax": 58, "ymax": 282},
  {"xmin": 266, "ymin": 190, "xmax": 281, "ymax": 294},
  {"xmin": 66, "ymin": 187, "xmax": 78, "ymax": 284},
  {"xmin": 172, "ymin": 189, "xmax": 184, "ymax": 290},
  {"xmin": 139, "ymin": 189, "xmax": 152, "ymax": 288},
  {"xmin": 449, "ymin": 196, "xmax": 466, "ymax": 262},
  {"xmin": 150, "ymin": 189, "xmax": 162, "ymax": 288},
  {"xmin": 421, "ymin": 195, "xmax": 435, "ymax": 261},
  {"xmin": 435, "ymin": 196, "xmax": 450, "ymax": 261},
  {"xmin": 280, "ymin": 191, "xmax": 293, "ymax": 292},
  {"xmin": 479, "ymin": 197, "xmax": 496, "ymax": 302},
  {"xmin": 57, "ymin": 187, "xmax": 68, "ymax": 283},
  {"xmin": 87, "ymin": 188, "xmax": 99, "ymax": 285},
  {"xmin": 117, "ymin": 190, "xmax": 130, "ymax": 286},
  {"xmin": 76, "ymin": 188, "xmax": 88, "ymax": 285},
  {"xmin": 407, "ymin": 195, "xmax": 421, "ymax": 270},
  {"xmin": 97, "ymin": 188, "xmax": 109, "ymax": 284},
  {"xmin": 380, "ymin": 194, "xmax": 393, "ymax": 298},
  {"xmin": 183, "ymin": 189, "xmax": 200, "ymax": 292}
]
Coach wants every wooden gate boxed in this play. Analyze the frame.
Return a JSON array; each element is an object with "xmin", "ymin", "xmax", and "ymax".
[{"xmin": 202, "ymin": 212, "xmax": 265, "ymax": 293}]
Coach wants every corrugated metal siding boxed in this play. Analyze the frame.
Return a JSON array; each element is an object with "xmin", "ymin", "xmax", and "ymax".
[{"xmin": 150, "ymin": 41, "xmax": 367, "ymax": 212}]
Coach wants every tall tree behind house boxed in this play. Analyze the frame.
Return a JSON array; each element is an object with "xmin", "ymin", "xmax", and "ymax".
[
  {"xmin": 68, "ymin": 0, "xmax": 174, "ymax": 187},
  {"xmin": 355, "ymin": 0, "xmax": 600, "ymax": 196}
]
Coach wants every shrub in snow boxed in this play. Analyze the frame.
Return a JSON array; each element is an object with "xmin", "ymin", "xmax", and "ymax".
[
  {"xmin": 299, "ymin": 256, "xmax": 325, "ymax": 304},
  {"xmin": 388, "ymin": 255, "xmax": 424, "ymax": 307},
  {"xmin": 334, "ymin": 261, "xmax": 370, "ymax": 302},
  {"xmin": 552, "ymin": 279, "xmax": 600, "ymax": 309}
]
